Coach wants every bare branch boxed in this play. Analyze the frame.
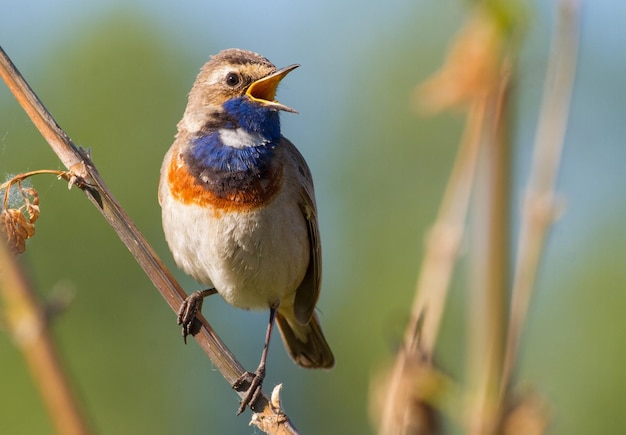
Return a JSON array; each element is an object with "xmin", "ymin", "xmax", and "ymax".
[
  {"xmin": 500, "ymin": 0, "xmax": 580, "ymax": 403},
  {"xmin": 466, "ymin": 60, "xmax": 512, "ymax": 435},
  {"xmin": 377, "ymin": 87, "xmax": 488, "ymax": 435},
  {"xmin": 0, "ymin": 241, "xmax": 91, "ymax": 435}
]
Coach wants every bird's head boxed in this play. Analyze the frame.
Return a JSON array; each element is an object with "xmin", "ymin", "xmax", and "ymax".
[{"xmin": 180, "ymin": 48, "xmax": 299, "ymax": 135}]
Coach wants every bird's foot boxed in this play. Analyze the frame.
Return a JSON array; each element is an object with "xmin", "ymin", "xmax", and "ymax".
[
  {"xmin": 177, "ymin": 288, "xmax": 217, "ymax": 343},
  {"xmin": 233, "ymin": 365, "xmax": 266, "ymax": 415}
]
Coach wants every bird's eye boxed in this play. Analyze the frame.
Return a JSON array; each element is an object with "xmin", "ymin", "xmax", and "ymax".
[{"xmin": 225, "ymin": 72, "xmax": 240, "ymax": 87}]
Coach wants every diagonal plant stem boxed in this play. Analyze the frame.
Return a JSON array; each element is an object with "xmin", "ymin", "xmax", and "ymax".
[
  {"xmin": 0, "ymin": 45, "xmax": 297, "ymax": 435},
  {"xmin": 378, "ymin": 95, "xmax": 487, "ymax": 435},
  {"xmin": 499, "ymin": 0, "xmax": 580, "ymax": 403},
  {"xmin": 407, "ymin": 95, "xmax": 487, "ymax": 358},
  {"xmin": 0, "ymin": 241, "xmax": 91, "ymax": 435}
]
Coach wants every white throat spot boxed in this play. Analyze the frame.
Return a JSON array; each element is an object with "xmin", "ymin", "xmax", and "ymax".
[{"xmin": 219, "ymin": 128, "xmax": 267, "ymax": 148}]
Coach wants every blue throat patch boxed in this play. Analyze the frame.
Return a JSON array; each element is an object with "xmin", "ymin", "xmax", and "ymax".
[
  {"xmin": 222, "ymin": 97, "xmax": 281, "ymax": 140},
  {"xmin": 184, "ymin": 97, "xmax": 283, "ymax": 200},
  {"xmin": 189, "ymin": 133, "xmax": 276, "ymax": 175}
]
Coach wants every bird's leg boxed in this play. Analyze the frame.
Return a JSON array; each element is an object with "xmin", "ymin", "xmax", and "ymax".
[
  {"xmin": 233, "ymin": 305, "xmax": 278, "ymax": 415},
  {"xmin": 177, "ymin": 288, "xmax": 218, "ymax": 343}
]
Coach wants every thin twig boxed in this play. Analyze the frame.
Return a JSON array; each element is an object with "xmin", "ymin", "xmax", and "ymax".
[
  {"xmin": 378, "ymin": 96, "xmax": 487, "ymax": 435},
  {"xmin": 0, "ymin": 241, "xmax": 91, "ymax": 435},
  {"xmin": 1, "ymin": 169, "xmax": 71, "ymax": 207},
  {"xmin": 407, "ymin": 96, "xmax": 487, "ymax": 357},
  {"xmin": 0, "ymin": 45, "xmax": 298, "ymax": 434},
  {"xmin": 466, "ymin": 61, "xmax": 512, "ymax": 435},
  {"xmin": 499, "ymin": 0, "xmax": 580, "ymax": 403}
]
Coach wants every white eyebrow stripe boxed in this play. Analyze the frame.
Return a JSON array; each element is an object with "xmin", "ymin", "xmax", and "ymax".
[{"xmin": 205, "ymin": 65, "xmax": 232, "ymax": 85}]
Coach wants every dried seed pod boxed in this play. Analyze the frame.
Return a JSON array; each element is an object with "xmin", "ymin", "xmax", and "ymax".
[
  {"xmin": 0, "ymin": 190, "xmax": 39, "ymax": 255},
  {"xmin": 1, "ymin": 209, "xmax": 28, "ymax": 254},
  {"xmin": 22, "ymin": 187, "xmax": 40, "ymax": 223}
]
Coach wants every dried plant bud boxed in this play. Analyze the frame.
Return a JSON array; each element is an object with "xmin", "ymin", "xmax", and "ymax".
[
  {"xmin": 0, "ymin": 170, "xmax": 68, "ymax": 255},
  {"xmin": 1, "ymin": 185, "xmax": 40, "ymax": 255},
  {"xmin": 1, "ymin": 209, "xmax": 31, "ymax": 254},
  {"xmin": 370, "ymin": 353, "xmax": 446, "ymax": 435},
  {"xmin": 501, "ymin": 390, "xmax": 549, "ymax": 435},
  {"xmin": 68, "ymin": 161, "xmax": 89, "ymax": 190},
  {"xmin": 416, "ymin": 6, "xmax": 508, "ymax": 113},
  {"xmin": 270, "ymin": 383, "xmax": 283, "ymax": 411},
  {"xmin": 26, "ymin": 203, "xmax": 40, "ymax": 224},
  {"xmin": 22, "ymin": 187, "xmax": 40, "ymax": 223}
]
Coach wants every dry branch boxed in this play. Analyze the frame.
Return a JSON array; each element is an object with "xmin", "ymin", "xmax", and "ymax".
[
  {"xmin": 0, "ymin": 45, "xmax": 298, "ymax": 434},
  {"xmin": 0, "ymin": 241, "xmax": 91, "ymax": 435},
  {"xmin": 465, "ymin": 60, "xmax": 512, "ymax": 435},
  {"xmin": 499, "ymin": 0, "xmax": 580, "ymax": 403},
  {"xmin": 377, "ymin": 88, "xmax": 489, "ymax": 435}
]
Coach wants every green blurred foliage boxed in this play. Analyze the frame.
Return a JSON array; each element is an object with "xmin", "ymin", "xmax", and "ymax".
[{"xmin": 1, "ymin": 2, "xmax": 625, "ymax": 435}]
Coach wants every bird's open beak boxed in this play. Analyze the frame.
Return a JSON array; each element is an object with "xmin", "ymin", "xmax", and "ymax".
[{"xmin": 246, "ymin": 64, "xmax": 300, "ymax": 113}]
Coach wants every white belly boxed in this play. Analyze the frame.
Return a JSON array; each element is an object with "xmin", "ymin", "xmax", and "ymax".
[{"xmin": 161, "ymin": 188, "xmax": 309, "ymax": 310}]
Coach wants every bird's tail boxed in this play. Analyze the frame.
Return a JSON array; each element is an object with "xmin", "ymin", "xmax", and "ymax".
[{"xmin": 276, "ymin": 311, "xmax": 335, "ymax": 369}]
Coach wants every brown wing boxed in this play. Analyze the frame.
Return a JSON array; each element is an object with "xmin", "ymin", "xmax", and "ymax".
[{"xmin": 283, "ymin": 138, "xmax": 322, "ymax": 325}]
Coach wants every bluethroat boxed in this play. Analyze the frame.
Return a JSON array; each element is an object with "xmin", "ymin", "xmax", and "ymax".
[{"xmin": 159, "ymin": 49, "xmax": 334, "ymax": 413}]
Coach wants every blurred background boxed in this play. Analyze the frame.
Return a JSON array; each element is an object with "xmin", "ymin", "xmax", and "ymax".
[{"xmin": 1, "ymin": 0, "xmax": 624, "ymax": 434}]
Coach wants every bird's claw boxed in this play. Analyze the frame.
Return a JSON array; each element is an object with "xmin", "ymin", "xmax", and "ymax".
[
  {"xmin": 177, "ymin": 288, "xmax": 217, "ymax": 343},
  {"xmin": 177, "ymin": 295, "xmax": 201, "ymax": 343},
  {"xmin": 233, "ymin": 366, "xmax": 266, "ymax": 415}
]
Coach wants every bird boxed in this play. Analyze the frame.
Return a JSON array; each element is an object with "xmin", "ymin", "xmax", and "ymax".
[{"xmin": 158, "ymin": 48, "xmax": 334, "ymax": 414}]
